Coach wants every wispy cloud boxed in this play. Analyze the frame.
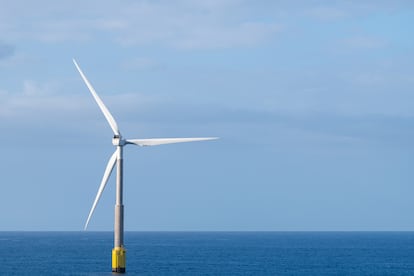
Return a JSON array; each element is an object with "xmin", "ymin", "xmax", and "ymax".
[
  {"xmin": 342, "ymin": 35, "xmax": 387, "ymax": 50},
  {"xmin": 0, "ymin": 78, "xmax": 161, "ymax": 124},
  {"xmin": 0, "ymin": 80, "xmax": 83, "ymax": 119},
  {"xmin": 0, "ymin": 0, "xmax": 282, "ymax": 49},
  {"xmin": 305, "ymin": 6, "xmax": 348, "ymax": 20},
  {"xmin": 1, "ymin": 0, "xmax": 411, "ymax": 50},
  {"xmin": 170, "ymin": 22, "xmax": 281, "ymax": 50},
  {"xmin": 101, "ymin": 1, "xmax": 282, "ymax": 49},
  {"xmin": 301, "ymin": 1, "xmax": 414, "ymax": 20}
]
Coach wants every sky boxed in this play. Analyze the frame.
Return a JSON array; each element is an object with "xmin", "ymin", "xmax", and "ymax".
[{"xmin": 1, "ymin": 0, "xmax": 414, "ymax": 231}]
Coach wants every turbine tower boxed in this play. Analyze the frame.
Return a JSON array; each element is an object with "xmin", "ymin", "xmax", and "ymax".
[{"xmin": 73, "ymin": 59, "xmax": 217, "ymax": 273}]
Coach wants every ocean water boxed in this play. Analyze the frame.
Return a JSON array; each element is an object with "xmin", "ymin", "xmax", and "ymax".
[{"xmin": 1, "ymin": 232, "xmax": 414, "ymax": 275}]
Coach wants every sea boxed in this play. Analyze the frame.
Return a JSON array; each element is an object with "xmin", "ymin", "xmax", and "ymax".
[{"xmin": 1, "ymin": 231, "xmax": 414, "ymax": 275}]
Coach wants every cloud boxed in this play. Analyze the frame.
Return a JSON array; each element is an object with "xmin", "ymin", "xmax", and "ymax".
[
  {"xmin": 2, "ymin": 0, "xmax": 411, "ymax": 50},
  {"xmin": 342, "ymin": 35, "xmax": 387, "ymax": 50},
  {"xmin": 171, "ymin": 22, "xmax": 282, "ymax": 50},
  {"xmin": 305, "ymin": 6, "xmax": 348, "ymax": 20},
  {"xmin": 100, "ymin": 1, "xmax": 282, "ymax": 49},
  {"xmin": 0, "ymin": 78, "xmax": 161, "ymax": 127},
  {"xmin": 0, "ymin": 0, "xmax": 282, "ymax": 49},
  {"xmin": 0, "ymin": 80, "xmax": 84, "ymax": 119},
  {"xmin": 301, "ymin": 1, "xmax": 414, "ymax": 20},
  {"xmin": 0, "ymin": 42, "xmax": 14, "ymax": 59}
]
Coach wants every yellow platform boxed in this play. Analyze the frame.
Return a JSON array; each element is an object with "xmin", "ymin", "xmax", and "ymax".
[{"xmin": 112, "ymin": 247, "xmax": 126, "ymax": 273}]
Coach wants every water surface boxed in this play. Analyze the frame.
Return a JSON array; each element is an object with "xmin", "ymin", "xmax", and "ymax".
[{"xmin": 1, "ymin": 231, "xmax": 414, "ymax": 275}]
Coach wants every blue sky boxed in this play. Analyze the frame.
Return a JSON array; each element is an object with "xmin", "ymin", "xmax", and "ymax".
[{"xmin": 1, "ymin": 1, "xmax": 414, "ymax": 231}]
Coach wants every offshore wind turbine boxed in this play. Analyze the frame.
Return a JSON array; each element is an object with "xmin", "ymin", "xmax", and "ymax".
[{"xmin": 73, "ymin": 59, "xmax": 217, "ymax": 273}]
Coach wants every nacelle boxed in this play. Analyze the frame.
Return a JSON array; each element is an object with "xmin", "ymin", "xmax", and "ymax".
[{"xmin": 112, "ymin": 135, "xmax": 126, "ymax": 146}]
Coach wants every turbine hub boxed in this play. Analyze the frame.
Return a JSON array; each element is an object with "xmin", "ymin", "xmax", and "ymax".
[{"xmin": 112, "ymin": 135, "xmax": 126, "ymax": 146}]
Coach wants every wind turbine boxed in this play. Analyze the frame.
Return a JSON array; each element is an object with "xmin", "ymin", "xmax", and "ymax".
[{"xmin": 73, "ymin": 59, "xmax": 217, "ymax": 273}]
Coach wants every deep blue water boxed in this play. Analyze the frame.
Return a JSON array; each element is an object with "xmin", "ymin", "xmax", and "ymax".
[{"xmin": 1, "ymin": 232, "xmax": 414, "ymax": 275}]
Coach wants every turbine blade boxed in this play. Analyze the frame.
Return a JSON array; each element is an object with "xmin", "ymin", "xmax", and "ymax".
[
  {"xmin": 84, "ymin": 149, "xmax": 118, "ymax": 230},
  {"xmin": 73, "ymin": 59, "xmax": 120, "ymax": 135},
  {"xmin": 126, "ymin": 137, "xmax": 218, "ymax": 147}
]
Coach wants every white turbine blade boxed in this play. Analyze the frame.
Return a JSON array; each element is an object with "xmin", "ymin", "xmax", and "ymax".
[
  {"xmin": 73, "ymin": 59, "xmax": 120, "ymax": 135},
  {"xmin": 84, "ymin": 149, "xmax": 118, "ymax": 230},
  {"xmin": 126, "ymin": 137, "xmax": 218, "ymax": 147}
]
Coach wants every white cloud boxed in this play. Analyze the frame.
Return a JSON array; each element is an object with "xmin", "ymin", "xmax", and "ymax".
[
  {"xmin": 0, "ymin": 0, "xmax": 282, "ymax": 49},
  {"xmin": 1, "ymin": 0, "xmax": 411, "ymax": 50},
  {"xmin": 0, "ymin": 81, "xmax": 87, "ymax": 119},
  {"xmin": 0, "ymin": 78, "xmax": 162, "ymax": 124},
  {"xmin": 22, "ymin": 80, "xmax": 55, "ymax": 96},
  {"xmin": 103, "ymin": 1, "xmax": 282, "ymax": 49},
  {"xmin": 0, "ymin": 0, "xmax": 412, "ymax": 120}
]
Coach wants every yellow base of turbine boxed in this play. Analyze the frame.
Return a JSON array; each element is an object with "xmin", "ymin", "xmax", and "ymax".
[{"xmin": 112, "ymin": 247, "xmax": 126, "ymax": 273}]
